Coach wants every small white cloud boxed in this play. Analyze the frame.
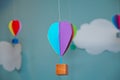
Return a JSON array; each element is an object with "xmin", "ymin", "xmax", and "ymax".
[
  {"xmin": 0, "ymin": 41, "xmax": 22, "ymax": 71},
  {"xmin": 73, "ymin": 19, "xmax": 120, "ymax": 54}
]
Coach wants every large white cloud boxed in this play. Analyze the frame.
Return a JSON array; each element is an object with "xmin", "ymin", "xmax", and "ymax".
[
  {"xmin": 73, "ymin": 19, "xmax": 120, "ymax": 54},
  {"xmin": 0, "ymin": 41, "xmax": 22, "ymax": 71}
]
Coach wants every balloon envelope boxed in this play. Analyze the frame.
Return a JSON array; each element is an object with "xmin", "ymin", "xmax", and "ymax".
[
  {"xmin": 9, "ymin": 20, "xmax": 21, "ymax": 36},
  {"xmin": 112, "ymin": 14, "xmax": 120, "ymax": 30},
  {"xmin": 48, "ymin": 21, "xmax": 74, "ymax": 56}
]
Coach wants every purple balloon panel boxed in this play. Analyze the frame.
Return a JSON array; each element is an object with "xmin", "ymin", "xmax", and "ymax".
[
  {"xmin": 64, "ymin": 24, "xmax": 74, "ymax": 53},
  {"xmin": 60, "ymin": 21, "xmax": 73, "ymax": 56}
]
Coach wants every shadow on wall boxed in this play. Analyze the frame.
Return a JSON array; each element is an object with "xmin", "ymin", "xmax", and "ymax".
[{"xmin": 0, "ymin": 0, "xmax": 13, "ymax": 12}]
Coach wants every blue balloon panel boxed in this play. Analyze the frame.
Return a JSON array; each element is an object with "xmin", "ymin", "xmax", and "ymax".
[
  {"xmin": 47, "ymin": 22, "xmax": 60, "ymax": 55},
  {"xmin": 112, "ymin": 15, "xmax": 118, "ymax": 29}
]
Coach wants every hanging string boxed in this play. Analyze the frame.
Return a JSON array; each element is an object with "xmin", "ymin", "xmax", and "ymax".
[
  {"xmin": 11, "ymin": 0, "xmax": 13, "ymax": 19},
  {"xmin": 68, "ymin": 0, "xmax": 71, "ymax": 21},
  {"xmin": 58, "ymin": 0, "xmax": 61, "ymax": 21},
  {"xmin": 12, "ymin": 0, "xmax": 14, "ymax": 19},
  {"xmin": 59, "ymin": 56, "xmax": 63, "ymax": 64},
  {"xmin": 118, "ymin": 0, "xmax": 120, "ymax": 14},
  {"xmin": 58, "ymin": 0, "xmax": 62, "ymax": 64}
]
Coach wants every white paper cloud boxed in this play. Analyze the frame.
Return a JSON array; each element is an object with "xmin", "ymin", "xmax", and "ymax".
[
  {"xmin": 73, "ymin": 19, "xmax": 120, "ymax": 54},
  {"xmin": 0, "ymin": 41, "xmax": 22, "ymax": 71}
]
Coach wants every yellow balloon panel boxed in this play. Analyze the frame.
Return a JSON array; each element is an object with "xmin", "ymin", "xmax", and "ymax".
[{"xmin": 8, "ymin": 21, "xmax": 15, "ymax": 36}]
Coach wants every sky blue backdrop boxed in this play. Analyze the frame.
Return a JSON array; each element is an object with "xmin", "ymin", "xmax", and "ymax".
[{"xmin": 0, "ymin": 0, "xmax": 120, "ymax": 80}]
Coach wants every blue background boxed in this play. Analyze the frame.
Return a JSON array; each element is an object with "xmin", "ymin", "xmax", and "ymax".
[{"xmin": 0, "ymin": 0, "xmax": 120, "ymax": 80}]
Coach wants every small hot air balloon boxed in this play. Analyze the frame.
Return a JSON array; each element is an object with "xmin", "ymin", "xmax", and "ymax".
[
  {"xmin": 8, "ymin": 20, "xmax": 22, "ymax": 44},
  {"xmin": 47, "ymin": 21, "xmax": 76, "ymax": 75},
  {"xmin": 112, "ymin": 14, "xmax": 120, "ymax": 38}
]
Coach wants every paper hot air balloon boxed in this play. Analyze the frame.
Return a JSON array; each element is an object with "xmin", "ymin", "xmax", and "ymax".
[
  {"xmin": 112, "ymin": 14, "xmax": 120, "ymax": 38},
  {"xmin": 47, "ymin": 21, "xmax": 76, "ymax": 75},
  {"xmin": 8, "ymin": 20, "xmax": 22, "ymax": 44}
]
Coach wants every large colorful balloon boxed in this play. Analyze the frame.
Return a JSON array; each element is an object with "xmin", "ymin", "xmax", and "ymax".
[
  {"xmin": 48, "ymin": 21, "xmax": 75, "ymax": 56},
  {"xmin": 112, "ymin": 14, "xmax": 120, "ymax": 30},
  {"xmin": 9, "ymin": 20, "xmax": 21, "ymax": 36}
]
